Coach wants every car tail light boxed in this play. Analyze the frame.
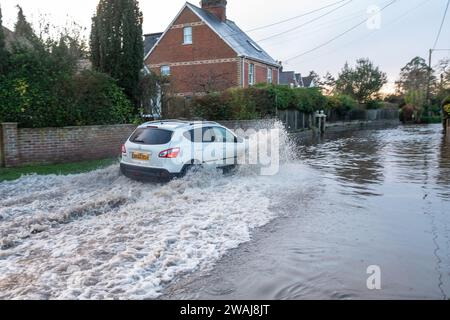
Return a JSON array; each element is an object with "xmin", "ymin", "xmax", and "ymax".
[
  {"xmin": 121, "ymin": 144, "xmax": 127, "ymax": 154},
  {"xmin": 159, "ymin": 148, "xmax": 180, "ymax": 158}
]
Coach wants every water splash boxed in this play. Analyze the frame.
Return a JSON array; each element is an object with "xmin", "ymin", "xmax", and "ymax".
[{"xmin": 0, "ymin": 121, "xmax": 305, "ymax": 300}]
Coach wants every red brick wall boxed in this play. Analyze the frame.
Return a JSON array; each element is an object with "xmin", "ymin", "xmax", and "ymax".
[
  {"xmin": 146, "ymin": 7, "xmax": 238, "ymax": 95},
  {"xmin": 166, "ymin": 62, "xmax": 239, "ymax": 94},
  {"xmin": 243, "ymin": 59, "xmax": 279, "ymax": 88},
  {"xmin": 1, "ymin": 123, "xmax": 136, "ymax": 167},
  {"xmin": 146, "ymin": 6, "xmax": 279, "ymax": 95}
]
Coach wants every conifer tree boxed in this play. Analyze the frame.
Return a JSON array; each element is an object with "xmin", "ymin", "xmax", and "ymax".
[
  {"xmin": 90, "ymin": 0, "xmax": 144, "ymax": 106},
  {"xmin": 14, "ymin": 5, "xmax": 36, "ymax": 41},
  {"xmin": 0, "ymin": 4, "xmax": 9, "ymax": 74}
]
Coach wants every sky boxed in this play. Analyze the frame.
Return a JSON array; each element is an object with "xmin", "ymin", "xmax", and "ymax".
[{"xmin": 1, "ymin": 0, "xmax": 450, "ymax": 93}]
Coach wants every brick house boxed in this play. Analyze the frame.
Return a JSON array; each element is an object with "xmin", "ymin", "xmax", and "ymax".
[{"xmin": 144, "ymin": 0, "xmax": 281, "ymax": 98}]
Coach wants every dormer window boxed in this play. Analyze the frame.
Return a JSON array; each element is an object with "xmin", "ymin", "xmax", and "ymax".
[{"xmin": 183, "ymin": 27, "xmax": 193, "ymax": 45}]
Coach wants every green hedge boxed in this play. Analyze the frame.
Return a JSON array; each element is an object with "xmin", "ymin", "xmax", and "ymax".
[
  {"xmin": 190, "ymin": 85, "xmax": 356, "ymax": 121},
  {"xmin": 0, "ymin": 46, "xmax": 134, "ymax": 128}
]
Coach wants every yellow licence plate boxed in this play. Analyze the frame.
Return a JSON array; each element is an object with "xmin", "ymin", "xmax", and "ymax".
[{"xmin": 132, "ymin": 152, "xmax": 150, "ymax": 161}]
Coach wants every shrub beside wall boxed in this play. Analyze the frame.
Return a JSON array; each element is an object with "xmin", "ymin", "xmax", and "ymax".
[{"xmin": 185, "ymin": 85, "xmax": 359, "ymax": 121}]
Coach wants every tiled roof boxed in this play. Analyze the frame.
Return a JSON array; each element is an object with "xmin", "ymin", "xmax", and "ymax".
[
  {"xmin": 186, "ymin": 2, "xmax": 279, "ymax": 67},
  {"xmin": 144, "ymin": 32, "xmax": 163, "ymax": 57},
  {"xmin": 2, "ymin": 26, "xmax": 33, "ymax": 51},
  {"xmin": 279, "ymin": 71, "xmax": 296, "ymax": 85},
  {"xmin": 302, "ymin": 76, "xmax": 314, "ymax": 88}
]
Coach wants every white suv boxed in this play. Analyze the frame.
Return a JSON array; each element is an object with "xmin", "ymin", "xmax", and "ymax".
[{"xmin": 120, "ymin": 120, "xmax": 246, "ymax": 180}]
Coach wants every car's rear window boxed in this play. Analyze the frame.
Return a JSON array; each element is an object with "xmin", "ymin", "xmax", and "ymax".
[{"xmin": 130, "ymin": 128, "xmax": 173, "ymax": 145}]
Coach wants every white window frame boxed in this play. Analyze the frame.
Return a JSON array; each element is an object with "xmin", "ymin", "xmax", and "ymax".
[
  {"xmin": 161, "ymin": 65, "xmax": 171, "ymax": 76},
  {"xmin": 183, "ymin": 27, "xmax": 193, "ymax": 45},
  {"xmin": 267, "ymin": 68, "xmax": 272, "ymax": 84},
  {"xmin": 249, "ymin": 63, "xmax": 255, "ymax": 86}
]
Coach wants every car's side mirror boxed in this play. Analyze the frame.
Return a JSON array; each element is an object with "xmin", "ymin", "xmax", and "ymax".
[
  {"xmin": 234, "ymin": 136, "xmax": 238, "ymax": 143},
  {"xmin": 211, "ymin": 136, "xmax": 216, "ymax": 143}
]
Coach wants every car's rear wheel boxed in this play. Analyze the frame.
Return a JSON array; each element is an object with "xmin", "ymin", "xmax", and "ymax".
[{"xmin": 181, "ymin": 160, "xmax": 202, "ymax": 177}]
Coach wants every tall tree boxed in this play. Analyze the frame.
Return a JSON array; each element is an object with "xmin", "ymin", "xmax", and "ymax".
[
  {"xmin": 321, "ymin": 72, "xmax": 336, "ymax": 95},
  {"xmin": 335, "ymin": 58, "xmax": 387, "ymax": 103},
  {"xmin": 396, "ymin": 57, "xmax": 434, "ymax": 95},
  {"xmin": 14, "ymin": 6, "xmax": 37, "ymax": 41},
  {"xmin": 307, "ymin": 71, "xmax": 320, "ymax": 87},
  {"xmin": 90, "ymin": 0, "xmax": 144, "ymax": 106},
  {"xmin": 0, "ymin": 4, "xmax": 8, "ymax": 73},
  {"xmin": 436, "ymin": 58, "xmax": 450, "ymax": 97}
]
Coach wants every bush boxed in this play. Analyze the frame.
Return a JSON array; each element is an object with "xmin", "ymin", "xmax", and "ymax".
[
  {"xmin": 188, "ymin": 85, "xmax": 356, "ymax": 121},
  {"xmin": 365, "ymin": 99, "xmax": 383, "ymax": 110},
  {"xmin": 227, "ymin": 87, "xmax": 273, "ymax": 120},
  {"xmin": 0, "ymin": 46, "xmax": 133, "ymax": 128},
  {"xmin": 421, "ymin": 115, "xmax": 442, "ymax": 124},
  {"xmin": 70, "ymin": 71, "xmax": 133, "ymax": 125},
  {"xmin": 192, "ymin": 87, "xmax": 278, "ymax": 121},
  {"xmin": 192, "ymin": 93, "xmax": 232, "ymax": 120},
  {"xmin": 0, "ymin": 46, "xmax": 73, "ymax": 128},
  {"xmin": 444, "ymin": 104, "xmax": 450, "ymax": 116},
  {"xmin": 443, "ymin": 96, "xmax": 450, "ymax": 116},
  {"xmin": 267, "ymin": 85, "xmax": 297, "ymax": 110},
  {"xmin": 293, "ymin": 88, "xmax": 327, "ymax": 113},
  {"xmin": 325, "ymin": 94, "xmax": 358, "ymax": 115}
]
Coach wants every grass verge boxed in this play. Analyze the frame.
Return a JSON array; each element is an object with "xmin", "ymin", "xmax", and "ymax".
[{"xmin": 0, "ymin": 158, "xmax": 118, "ymax": 182}]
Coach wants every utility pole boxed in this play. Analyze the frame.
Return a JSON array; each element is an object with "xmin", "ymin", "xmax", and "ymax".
[{"xmin": 426, "ymin": 49, "xmax": 433, "ymax": 106}]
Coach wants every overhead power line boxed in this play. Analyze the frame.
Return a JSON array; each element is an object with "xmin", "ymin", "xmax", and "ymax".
[
  {"xmin": 221, "ymin": 0, "xmax": 351, "ymax": 40},
  {"xmin": 432, "ymin": 0, "xmax": 450, "ymax": 49},
  {"xmin": 245, "ymin": 0, "xmax": 348, "ymax": 33},
  {"xmin": 257, "ymin": 0, "xmax": 354, "ymax": 43},
  {"xmin": 263, "ymin": 0, "xmax": 390, "ymax": 49},
  {"xmin": 288, "ymin": 0, "xmax": 432, "ymax": 66},
  {"xmin": 284, "ymin": 0, "xmax": 398, "ymax": 63}
]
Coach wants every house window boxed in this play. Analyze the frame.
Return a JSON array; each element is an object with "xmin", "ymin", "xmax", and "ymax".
[
  {"xmin": 267, "ymin": 68, "xmax": 272, "ymax": 84},
  {"xmin": 249, "ymin": 63, "xmax": 255, "ymax": 85},
  {"xmin": 183, "ymin": 27, "xmax": 193, "ymax": 44},
  {"xmin": 161, "ymin": 65, "xmax": 171, "ymax": 76}
]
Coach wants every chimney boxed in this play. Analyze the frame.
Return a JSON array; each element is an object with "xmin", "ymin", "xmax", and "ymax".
[{"xmin": 200, "ymin": 0, "xmax": 227, "ymax": 22}]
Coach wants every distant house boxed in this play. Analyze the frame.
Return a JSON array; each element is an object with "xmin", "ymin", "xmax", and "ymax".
[
  {"xmin": 279, "ymin": 70, "xmax": 316, "ymax": 88},
  {"xmin": 144, "ymin": 32, "xmax": 163, "ymax": 58},
  {"xmin": 2, "ymin": 26, "xmax": 91, "ymax": 74},
  {"xmin": 144, "ymin": 0, "xmax": 281, "ymax": 97},
  {"xmin": 2, "ymin": 26, "xmax": 31, "ymax": 51},
  {"xmin": 300, "ymin": 74, "xmax": 316, "ymax": 88},
  {"xmin": 279, "ymin": 71, "xmax": 298, "ymax": 88}
]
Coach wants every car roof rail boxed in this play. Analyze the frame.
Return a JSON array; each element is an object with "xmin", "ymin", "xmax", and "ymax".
[
  {"xmin": 143, "ymin": 119, "xmax": 220, "ymax": 127},
  {"xmin": 144, "ymin": 119, "xmax": 189, "ymax": 125},
  {"xmin": 189, "ymin": 120, "xmax": 219, "ymax": 126}
]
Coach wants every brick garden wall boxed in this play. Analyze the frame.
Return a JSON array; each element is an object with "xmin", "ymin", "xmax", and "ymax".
[{"xmin": 0, "ymin": 123, "xmax": 136, "ymax": 167}]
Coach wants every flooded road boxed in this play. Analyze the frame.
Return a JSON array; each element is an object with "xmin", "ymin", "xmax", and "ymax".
[
  {"xmin": 164, "ymin": 124, "xmax": 450, "ymax": 300},
  {"xmin": 0, "ymin": 124, "xmax": 449, "ymax": 299}
]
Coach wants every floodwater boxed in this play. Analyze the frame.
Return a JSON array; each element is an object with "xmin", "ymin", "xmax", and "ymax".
[
  {"xmin": 164, "ymin": 124, "xmax": 450, "ymax": 300},
  {"xmin": 0, "ymin": 124, "xmax": 449, "ymax": 300}
]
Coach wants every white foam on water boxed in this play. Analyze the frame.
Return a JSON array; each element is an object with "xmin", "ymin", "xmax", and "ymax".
[{"xmin": 0, "ymin": 122, "xmax": 312, "ymax": 300}]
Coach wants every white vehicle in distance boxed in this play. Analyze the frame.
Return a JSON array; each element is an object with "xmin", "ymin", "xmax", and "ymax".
[{"xmin": 120, "ymin": 120, "xmax": 247, "ymax": 181}]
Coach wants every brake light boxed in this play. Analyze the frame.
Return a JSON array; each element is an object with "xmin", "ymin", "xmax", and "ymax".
[
  {"xmin": 121, "ymin": 144, "xmax": 127, "ymax": 154},
  {"xmin": 159, "ymin": 148, "xmax": 180, "ymax": 158}
]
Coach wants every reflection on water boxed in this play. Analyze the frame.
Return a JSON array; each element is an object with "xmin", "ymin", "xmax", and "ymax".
[
  {"xmin": 437, "ymin": 134, "xmax": 450, "ymax": 200},
  {"xmin": 296, "ymin": 133, "xmax": 386, "ymax": 198},
  {"xmin": 296, "ymin": 125, "xmax": 450, "ymax": 202},
  {"xmin": 166, "ymin": 124, "xmax": 450, "ymax": 300}
]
